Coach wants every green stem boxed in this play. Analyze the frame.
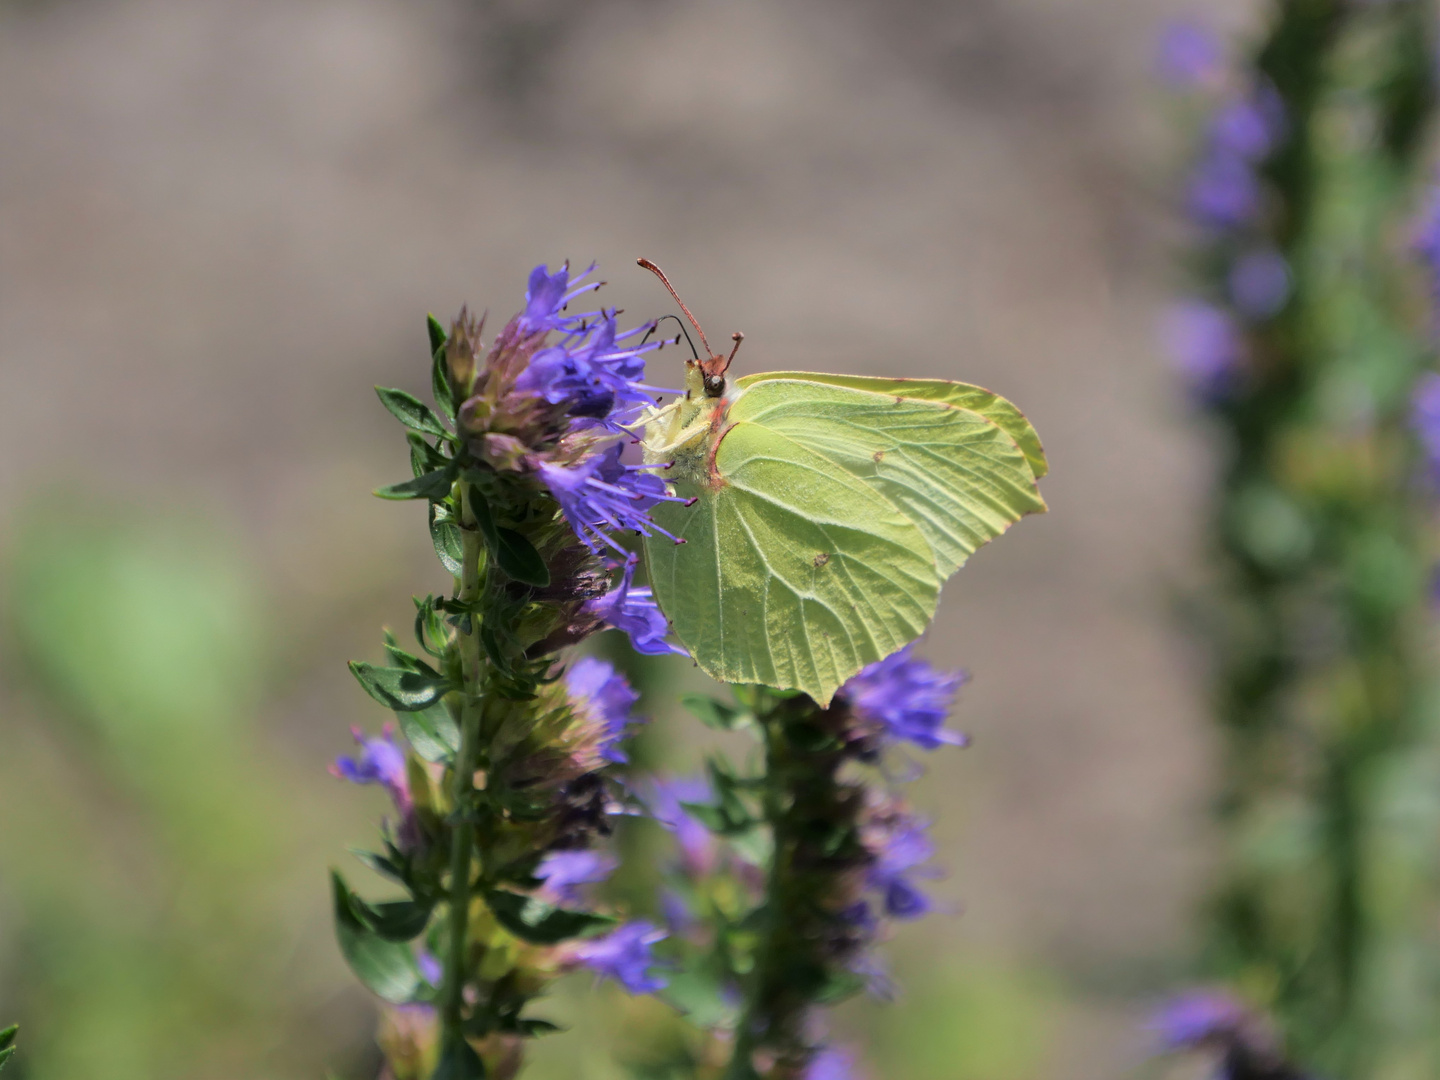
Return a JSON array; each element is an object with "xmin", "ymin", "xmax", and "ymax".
[{"xmin": 440, "ymin": 486, "xmax": 487, "ymax": 1047}]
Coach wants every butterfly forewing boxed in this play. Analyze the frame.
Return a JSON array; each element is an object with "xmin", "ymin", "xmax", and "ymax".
[
  {"xmin": 729, "ymin": 377, "xmax": 1047, "ymax": 578},
  {"xmin": 735, "ymin": 371, "xmax": 1048, "ymax": 481},
  {"xmin": 645, "ymin": 418, "xmax": 940, "ymax": 705}
]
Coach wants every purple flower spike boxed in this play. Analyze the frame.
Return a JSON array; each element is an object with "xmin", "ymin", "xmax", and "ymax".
[
  {"xmin": 574, "ymin": 920, "xmax": 668, "ymax": 994},
  {"xmin": 1229, "ymin": 248, "xmax": 1290, "ymax": 319},
  {"xmin": 1210, "ymin": 90, "xmax": 1284, "ymax": 162},
  {"xmin": 331, "ymin": 725, "xmax": 411, "ymax": 813},
  {"xmin": 804, "ymin": 1046, "xmax": 859, "ymax": 1080},
  {"xmin": 839, "ymin": 644, "xmax": 968, "ymax": 750},
  {"xmin": 565, "ymin": 656, "xmax": 641, "ymax": 764},
  {"xmin": 1162, "ymin": 300, "xmax": 1244, "ymax": 401},
  {"xmin": 584, "ymin": 554, "xmax": 686, "ymax": 656},
  {"xmin": 535, "ymin": 849, "xmax": 618, "ymax": 906},
  {"xmin": 1156, "ymin": 21, "xmax": 1224, "ymax": 89}
]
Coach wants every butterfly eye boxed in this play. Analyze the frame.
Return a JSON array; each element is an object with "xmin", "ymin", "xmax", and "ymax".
[{"xmin": 704, "ymin": 374, "xmax": 726, "ymax": 398}]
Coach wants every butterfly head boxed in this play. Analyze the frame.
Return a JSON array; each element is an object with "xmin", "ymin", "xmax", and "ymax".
[{"xmin": 638, "ymin": 257, "xmax": 744, "ymax": 398}]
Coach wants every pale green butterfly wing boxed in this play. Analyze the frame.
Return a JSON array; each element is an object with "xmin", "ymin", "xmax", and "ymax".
[
  {"xmin": 645, "ymin": 417, "xmax": 940, "ymax": 705},
  {"xmin": 735, "ymin": 370, "xmax": 1048, "ymax": 480},
  {"xmin": 727, "ymin": 377, "xmax": 1046, "ymax": 578}
]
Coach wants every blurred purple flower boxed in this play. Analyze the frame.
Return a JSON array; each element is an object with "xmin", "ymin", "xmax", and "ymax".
[
  {"xmin": 1149, "ymin": 991, "xmax": 1249, "ymax": 1049},
  {"xmin": 1162, "ymin": 300, "xmax": 1244, "ymax": 400},
  {"xmin": 539, "ymin": 444, "xmax": 688, "ymax": 555},
  {"xmin": 864, "ymin": 814, "xmax": 935, "ymax": 920},
  {"xmin": 535, "ymin": 849, "xmax": 618, "ymax": 906},
  {"xmin": 416, "ymin": 950, "xmax": 443, "ymax": 987},
  {"xmin": 1210, "ymin": 89, "xmax": 1284, "ymax": 161},
  {"xmin": 1411, "ymin": 372, "xmax": 1440, "ymax": 481},
  {"xmin": 565, "ymin": 657, "xmax": 640, "ymax": 764},
  {"xmin": 649, "ymin": 776, "xmax": 720, "ymax": 876},
  {"xmin": 584, "ymin": 553, "xmax": 686, "ymax": 656},
  {"xmin": 331, "ymin": 724, "xmax": 411, "ymax": 813},
  {"xmin": 1156, "ymin": 21, "xmax": 1224, "ymax": 89},
  {"xmin": 839, "ymin": 644, "xmax": 968, "ymax": 751},
  {"xmin": 1188, "ymin": 151, "xmax": 1262, "ymax": 227},
  {"xmin": 1412, "ymin": 184, "xmax": 1440, "ymax": 307},
  {"xmin": 574, "ymin": 920, "xmax": 668, "ymax": 994},
  {"xmin": 1229, "ymin": 248, "xmax": 1291, "ymax": 319},
  {"xmin": 804, "ymin": 1046, "xmax": 859, "ymax": 1080}
]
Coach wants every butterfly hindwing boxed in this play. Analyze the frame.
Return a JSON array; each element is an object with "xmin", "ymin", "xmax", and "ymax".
[{"xmin": 646, "ymin": 417, "xmax": 939, "ymax": 705}]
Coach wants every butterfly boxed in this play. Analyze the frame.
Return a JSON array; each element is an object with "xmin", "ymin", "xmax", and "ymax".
[{"xmin": 635, "ymin": 259, "xmax": 1048, "ymax": 705}]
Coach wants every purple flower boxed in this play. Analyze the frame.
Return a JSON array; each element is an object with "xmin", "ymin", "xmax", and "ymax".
[
  {"xmin": 1210, "ymin": 90, "xmax": 1284, "ymax": 161},
  {"xmin": 1148, "ymin": 992, "xmax": 1248, "ymax": 1049},
  {"xmin": 1411, "ymin": 372, "xmax": 1440, "ymax": 479},
  {"xmin": 1412, "ymin": 184, "xmax": 1440, "ymax": 305},
  {"xmin": 416, "ymin": 950, "xmax": 442, "ymax": 987},
  {"xmin": 1156, "ymin": 21, "xmax": 1223, "ymax": 89},
  {"xmin": 865, "ymin": 817, "xmax": 935, "ymax": 919},
  {"xmin": 584, "ymin": 553, "xmax": 686, "ymax": 656},
  {"xmin": 535, "ymin": 849, "xmax": 617, "ymax": 906},
  {"xmin": 1188, "ymin": 151, "xmax": 1262, "ymax": 227},
  {"xmin": 1229, "ymin": 248, "xmax": 1290, "ymax": 319},
  {"xmin": 1162, "ymin": 300, "xmax": 1244, "ymax": 400},
  {"xmin": 565, "ymin": 656, "xmax": 640, "ymax": 764},
  {"xmin": 539, "ymin": 444, "xmax": 688, "ymax": 555},
  {"xmin": 331, "ymin": 724, "xmax": 411, "ymax": 813},
  {"xmin": 804, "ymin": 1046, "xmax": 859, "ymax": 1080},
  {"xmin": 518, "ymin": 262, "xmax": 601, "ymax": 333},
  {"xmin": 649, "ymin": 776, "xmax": 719, "ymax": 876},
  {"xmin": 517, "ymin": 311, "xmax": 657, "ymax": 422},
  {"xmin": 574, "ymin": 920, "xmax": 667, "ymax": 993},
  {"xmin": 839, "ymin": 645, "xmax": 968, "ymax": 750}
]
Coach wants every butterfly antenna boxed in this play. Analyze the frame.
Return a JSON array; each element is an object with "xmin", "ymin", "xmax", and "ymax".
[
  {"xmin": 652, "ymin": 314, "xmax": 700, "ymax": 361},
  {"xmin": 637, "ymin": 258, "xmax": 713, "ymax": 358},
  {"xmin": 718, "ymin": 331, "xmax": 745, "ymax": 376}
]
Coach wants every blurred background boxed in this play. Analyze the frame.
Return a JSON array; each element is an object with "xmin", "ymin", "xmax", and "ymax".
[{"xmin": 0, "ymin": 0, "xmax": 1266, "ymax": 1077}]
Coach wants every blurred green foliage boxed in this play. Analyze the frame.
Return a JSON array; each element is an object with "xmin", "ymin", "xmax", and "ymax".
[{"xmin": 0, "ymin": 496, "xmax": 364, "ymax": 1079}]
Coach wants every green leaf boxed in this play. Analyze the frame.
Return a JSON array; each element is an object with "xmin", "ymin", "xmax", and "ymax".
[
  {"xmin": 679, "ymin": 799, "xmax": 752, "ymax": 836},
  {"xmin": 680, "ymin": 693, "xmax": 752, "ymax": 731},
  {"xmin": 376, "ymin": 386, "xmax": 450, "ymax": 439},
  {"xmin": 350, "ymin": 847, "xmax": 408, "ymax": 885},
  {"xmin": 330, "ymin": 871, "xmax": 425, "ymax": 1003},
  {"xmin": 498, "ymin": 1016, "xmax": 565, "ymax": 1038},
  {"xmin": 398, "ymin": 700, "xmax": 460, "ymax": 763},
  {"xmin": 409, "ymin": 431, "xmax": 450, "ymax": 476},
  {"xmin": 433, "ymin": 1032, "xmax": 486, "ymax": 1080},
  {"xmin": 486, "ymin": 889, "xmax": 617, "ymax": 944},
  {"xmin": 383, "ymin": 632, "xmax": 441, "ymax": 677},
  {"xmin": 0, "ymin": 1024, "xmax": 16, "ymax": 1071},
  {"xmin": 375, "ymin": 467, "xmax": 455, "ymax": 502},
  {"xmin": 431, "ymin": 514, "xmax": 464, "ymax": 575},
  {"xmin": 468, "ymin": 485, "xmax": 500, "ymax": 547},
  {"xmin": 349, "ymin": 661, "xmax": 448, "ymax": 712},
  {"xmin": 494, "ymin": 528, "xmax": 550, "ymax": 587},
  {"xmin": 427, "ymin": 313, "xmax": 448, "ymax": 356},
  {"xmin": 350, "ymin": 894, "xmax": 435, "ymax": 942},
  {"xmin": 429, "ymin": 315, "xmax": 457, "ymax": 422}
]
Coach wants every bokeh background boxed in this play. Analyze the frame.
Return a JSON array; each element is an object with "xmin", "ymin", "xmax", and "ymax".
[{"xmin": 0, "ymin": 0, "xmax": 1265, "ymax": 1077}]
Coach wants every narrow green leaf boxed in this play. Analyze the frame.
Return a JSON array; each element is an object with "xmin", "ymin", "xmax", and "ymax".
[
  {"xmin": 433, "ymin": 1033, "xmax": 485, "ymax": 1080},
  {"xmin": 495, "ymin": 528, "xmax": 550, "ymax": 587},
  {"xmin": 0, "ymin": 1047, "xmax": 12, "ymax": 1072},
  {"xmin": 349, "ymin": 661, "xmax": 448, "ymax": 712},
  {"xmin": 428, "ymin": 315, "xmax": 457, "ymax": 422},
  {"xmin": 680, "ymin": 693, "xmax": 752, "ymax": 731},
  {"xmin": 349, "ymin": 847, "xmax": 408, "ymax": 885},
  {"xmin": 680, "ymin": 799, "xmax": 752, "ymax": 836},
  {"xmin": 504, "ymin": 1017, "xmax": 564, "ymax": 1037},
  {"xmin": 427, "ymin": 313, "xmax": 447, "ymax": 355},
  {"xmin": 468, "ymin": 485, "xmax": 500, "ymax": 547},
  {"xmin": 431, "ymin": 516, "xmax": 463, "ymax": 575},
  {"xmin": 330, "ymin": 871, "xmax": 424, "ymax": 1003},
  {"xmin": 486, "ymin": 890, "xmax": 617, "ymax": 944},
  {"xmin": 408, "ymin": 431, "xmax": 449, "ymax": 474},
  {"xmin": 0, "ymin": 1027, "xmax": 16, "ymax": 1054},
  {"xmin": 382, "ymin": 632, "xmax": 441, "ymax": 677},
  {"xmin": 398, "ymin": 700, "xmax": 460, "ymax": 763},
  {"xmin": 376, "ymin": 386, "xmax": 450, "ymax": 439},
  {"xmin": 374, "ymin": 467, "xmax": 455, "ymax": 502}
]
